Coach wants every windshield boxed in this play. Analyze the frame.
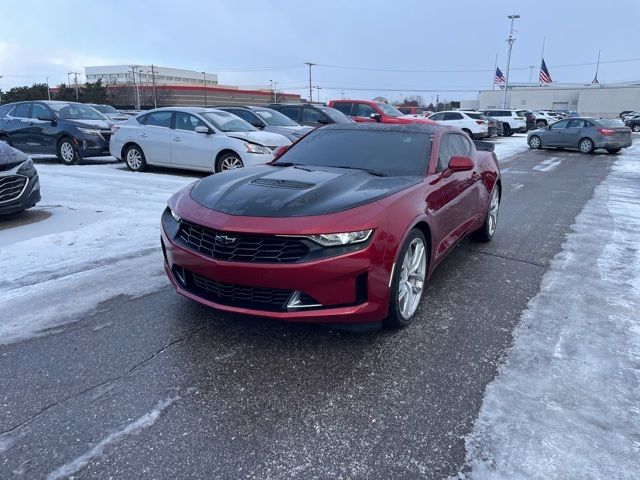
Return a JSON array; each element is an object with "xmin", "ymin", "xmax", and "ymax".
[
  {"xmin": 274, "ymin": 128, "xmax": 431, "ymax": 176},
  {"xmin": 92, "ymin": 105, "xmax": 118, "ymax": 114},
  {"xmin": 376, "ymin": 102, "xmax": 403, "ymax": 117},
  {"xmin": 201, "ymin": 111, "xmax": 257, "ymax": 132},
  {"xmin": 255, "ymin": 109, "xmax": 299, "ymax": 126},
  {"xmin": 317, "ymin": 106, "xmax": 352, "ymax": 123},
  {"xmin": 50, "ymin": 103, "xmax": 107, "ymax": 120}
]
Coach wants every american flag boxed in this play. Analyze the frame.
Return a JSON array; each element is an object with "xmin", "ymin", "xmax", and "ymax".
[
  {"xmin": 494, "ymin": 67, "xmax": 506, "ymax": 85},
  {"xmin": 539, "ymin": 59, "xmax": 553, "ymax": 84}
]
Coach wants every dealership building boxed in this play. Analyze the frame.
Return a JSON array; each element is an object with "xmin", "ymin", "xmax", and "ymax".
[
  {"xmin": 84, "ymin": 65, "xmax": 301, "ymax": 108},
  {"xmin": 465, "ymin": 82, "xmax": 640, "ymax": 118}
]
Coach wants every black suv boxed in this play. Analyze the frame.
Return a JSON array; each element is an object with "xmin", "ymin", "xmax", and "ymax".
[
  {"xmin": 0, "ymin": 141, "xmax": 40, "ymax": 215},
  {"xmin": 266, "ymin": 103, "xmax": 353, "ymax": 127},
  {"xmin": 0, "ymin": 101, "xmax": 113, "ymax": 164}
]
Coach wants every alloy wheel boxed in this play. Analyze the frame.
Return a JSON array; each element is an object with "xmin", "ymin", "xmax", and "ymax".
[
  {"xmin": 487, "ymin": 188, "xmax": 500, "ymax": 237},
  {"xmin": 60, "ymin": 142, "xmax": 75, "ymax": 163},
  {"xmin": 127, "ymin": 148, "xmax": 142, "ymax": 170},
  {"xmin": 633, "ymin": 125, "xmax": 640, "ymax": 132},
  {"xmin": 397, "ymin": 238, "xmax": 427, "ymax": 320},
  {"xmin": 579, "ymin": 138, "xmax": 594, "ymax": 153},
  {"xmin": 220, "ymin": 156, "xmax": 243, "ymax": 170},
  {"xmin": 529, "ymin": 136, "xmax": 541, "ymax": 149}
]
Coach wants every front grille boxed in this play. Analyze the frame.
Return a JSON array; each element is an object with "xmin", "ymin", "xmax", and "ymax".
[
  {"xmin": 99, "ymin": 131, "xmax": 112, "ymax": 142},
  {"xmin": 0, "ymin": 175, "xmax": 27, "ymax": 204},
  {"xmin": 0, "ymin": 161, "xmax": 22, "ymax": 172},
  {"xmin": 176, "ymin": 220, "xmax": 310, "ymax": 263},
  {"xmin": 186, "ymin": 269, "xmax": 294, "ymax": 311}
]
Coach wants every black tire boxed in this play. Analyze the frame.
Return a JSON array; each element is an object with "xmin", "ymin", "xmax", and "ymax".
[
  {"xmin": 124, "ymin": 144, "xmax": 147, "ymax": 172},
  {"xmin": 528, "ymin": 135, "xmax": 542, "ymax": 149},
  {"xmin": 472, "ymin": 186, "xmax": 500, "ymax": 242},
  {"xmin": 384, "ymin": 229, "xmax": 428, "ymax": 329},
  {"xmin": 0, "ymin": 135, "xmax": 12, "ymax": 146},
  {"xmin": 536, "ymin": 120, "xmax": 547, "ymax": 129},
  {"xmin": 462, "ymin": 129, "xmax": 473, "ymax": 138},
  {"xmin": 503, "ymin": 124, "xmax": 512, "ymax": 136},
  {"xmin": 606, "ymin": 148, "xmax": 621, "ymax": 154},
  {"xmin": 632, "ymin": 125, "xmax": 640, "ymax": 133},
  {"xmin": 57, "ymin": 137, "xmax": 79, "ymax": 165},
  {"xmin": 215, "ymin": 152, "xmax": 244, "ymax": 173},
  {"xmin": 578, "ymin": 137, "xmax": 594, "ymax": 154}
]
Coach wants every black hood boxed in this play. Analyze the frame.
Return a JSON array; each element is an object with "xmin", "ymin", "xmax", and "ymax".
[
  {"xmin": 190, "ymin": 165, "xmax": 420, "ymax": 217},
  {"xmin": 0, "ymin": 142, "xmax": 28, "ymax": 167}
]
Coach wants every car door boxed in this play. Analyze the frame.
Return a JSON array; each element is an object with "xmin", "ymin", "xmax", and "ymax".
[
  {"xmin": 137, "ymin": 111, "xmax": 173, "ymax": 165},
  {"xmin": 28, "ymin": 102, "xmax": 57, "ymax": 154},
  {"xmin": 544, "ymin": 119, "xmax": 570, "ymax": 146},
  {"xmin": 170, "ymin": 112, "xmax": 214, "ymax": 170},
  {"xmin": 226, "ymin": 109, "xmax": 265, "ymax": 130},
  {"xmin": 332, "ymin": 102, "xmax": 353, "ymax": 116},
  {"xmin": 352, "ymin": 103, "xmax": 378, "ymax": 123},
  {"xmin": 4, "ymin": 103, "xmax": 32, "ymax": 151},
  {"xmin": 278, "ymin": 106, "xmax": 302, "ymax": 124},
  {"xmin": 432, "ymin": 133, "xmax": 479, "ymax": 256},
  {"xmin": 563, "ymin": 119, "xmax": 588, "ymax": 147}
]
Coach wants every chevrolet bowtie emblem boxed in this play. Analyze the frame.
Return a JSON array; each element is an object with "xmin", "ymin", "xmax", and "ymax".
[{"xmin": 215, "ymin": 234, "xmax": 237, "ymax": 245}]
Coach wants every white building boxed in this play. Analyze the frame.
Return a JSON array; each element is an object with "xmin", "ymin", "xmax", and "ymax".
[
  {"xmin": 85, "ymin": 65, "xmax": 218, "ymax": 87},
  {"xmin": 477, "ymin": 83, "xmax": 640, "ymax": 118}
]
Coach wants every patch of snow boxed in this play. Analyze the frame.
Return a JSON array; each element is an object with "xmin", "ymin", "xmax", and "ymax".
[
  {"xmin": 46, "ymin": 390, "xmax": 189, "ymax": 480},
  {"xmin": 490, "ymin": 135, "xmax": 529, "ymax": 163},
  {"xmin": 463, "ymin": 146, "xmax": 640, "ymax": 479},
  {"xmin": 532, "ymin": 157, "xmax": 561, "ymax": 172},
  {"xmin": 0, "ymin": 160, "xmax": 198, "ymax": 344}
]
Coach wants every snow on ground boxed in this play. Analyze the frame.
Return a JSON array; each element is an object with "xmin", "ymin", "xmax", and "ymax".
[
  {"xmin": 463, "ymin": 145, "xmax": 640, "ymax": 479},
  {"xmin": 0, "ymin": 158, "xmax": 199, "ymax": 345},
  {"xmin": 489, "ymin": 134, "xmax": 529, "ymax": 162}
]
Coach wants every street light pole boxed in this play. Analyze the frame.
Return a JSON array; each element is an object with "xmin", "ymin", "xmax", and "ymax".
[
  {"xmin": 503, "ymin": 14, "xmax": 520, "ymax": 109},
  {"xmin": 202, "ymin": 72, "xmax": 207, "ymax": 107},
  {"xmin": 0, "ymin": 75, "xmax": 4, "ymax": 104},
  {"xmin": 305, "ymin": 62, "xmax": 315, "ymax": 102},
  {"xmin": 150, "ymin": 65, "xmax": 157, "ymax": 108},
  {"xmin": 528, "ymin": 65, "xmax": 535, "ymax": 87},
  {"xmin": 46, "ymin": 76, "xmax": 51, "ymax": 100}
]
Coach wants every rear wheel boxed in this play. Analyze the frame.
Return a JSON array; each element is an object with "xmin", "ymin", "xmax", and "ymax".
[
  {"xmin": 57, "ymin": 137, "xmax": 79, "ymax": 165},
  {"xmin": 215, "ymin": 152, "xmax": 244, "ymax": 173},
  {"xmin": 124, "ymin": 144, "xmax": 147, "ymax": 171},
  {"xmin": 536, "ymin": 120, "xmax": 547, "ymax": 129},
  {"xmin": 528, "ymin": 135, "xmax": 542, "ymax": 149},
  {"xmin": 472, "ymin": 186, "xmax": 500, "ymax": 242},
  {"xmin": 606, "ymin": 148, "xmax": 621, "ymax": 154},
  {"xmin": 0, "ymin": 135, "xmax": 11, "ymax": 146},
  {"xmin": 632, "ymin": 125, "xmax": 640, "ymax": 132},
  {"xmin": 385, "ymin": 229, "xmax": 428, "ymax": 328},
  {"xmin": 578, "ymin": 138, "xmax": 594, "ymax": 154},
  {"xmin": 462, "ymin": 128, "xmax": 473, "ymax": 138}
]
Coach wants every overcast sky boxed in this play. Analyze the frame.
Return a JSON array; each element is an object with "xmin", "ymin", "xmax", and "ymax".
[{"xmin": 2, "ymin": 0, "xmax": 639, "ymax": 103}]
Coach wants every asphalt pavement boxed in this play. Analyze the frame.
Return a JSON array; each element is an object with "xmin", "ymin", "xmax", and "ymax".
[{"xmin": 0, "ymin": 144, "xmax": 614, "ymax": 479}]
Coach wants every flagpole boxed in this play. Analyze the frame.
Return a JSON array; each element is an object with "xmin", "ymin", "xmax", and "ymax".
[
  {"xmin": 593, "ymin": 49, "xmax": 601, "ymax": 84},
  {"xmin": 492, "ymin": 53, "xmax": 497, "ymax": 90},
  {"xmin": 539, "ymin": 36, "xmax": 546, "ymax": 87}
]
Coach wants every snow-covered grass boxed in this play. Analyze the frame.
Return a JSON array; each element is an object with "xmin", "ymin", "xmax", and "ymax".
[
  {"xmin": 463, "ymin": 145, "xmax": 640, "ymax": 479},
  {"xmin": 0, "ymin": 158, "xmax": 199, "ymax": 344},
  {"xmin": 489, "ymin": 134, "xmax": 529, "ymax": 162}
]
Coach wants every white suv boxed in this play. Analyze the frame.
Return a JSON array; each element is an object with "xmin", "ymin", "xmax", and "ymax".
[
  {"xmin": 532, "ymin": 111, "xmax": 558, "ymax": 129},
  {"xmin": 479, "ymin": 109, "xmax": 527, "ymax": 136},
  {"xmin": 427, "ymin": 111, "xmax": 489, "ymax": 139}
]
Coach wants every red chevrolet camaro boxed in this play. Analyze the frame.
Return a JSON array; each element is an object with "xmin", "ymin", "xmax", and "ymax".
[{"xmin": 161, "ymin": 123, "xmax": 501, "ymax": 328}]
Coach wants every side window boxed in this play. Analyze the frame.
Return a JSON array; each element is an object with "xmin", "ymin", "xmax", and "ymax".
[
  {"xmin": 146, "ymin": 111, "xmax": 173, "ymax": 128},
  {"xmin": 443, "ymin": 112, "xmax": 463, "ymax": 120},
  {"xmin": 332, "ymin": 102, "xmax": 353, "ymax": 116},
  {"xmin": 355, "ymin": 103, "xmax": 377, "ymax": 117},
  {"xmin": 567, "ymin": 119, "xmax": 586, "ymax": 128},
  {"xmin": 279, "ymin": 107, "xmax": 300, "ymax": 122},
  {"xmin": 137, "ymin": 114, "xmax": 148, "ymax": 125},
  {"xmin": 303, "ymin": 107, "xmax": 325, "ymax": 123},
  {"xmin": 228, "ymin": 109, "xmax": 260, "ymax": 126},
  {"xmin": 30, "ymin": 103, "xmax": 50, "ymax": 119},
  {"xmin": 175, "ymin": 112, "xmax": 205, "ymax": 131},
  {"xmin": 12, "ymin": 103, "xmax": 31, "ymax": 118},
  {"xmin": 450, "ymin": 133, "xmax": 472, "ymax": 157},
  {"xmin": 550, "ymin": 120, "xmax": 569, "ymax": 129},
  {"xmin": 437, "ymin": 135, "xmax": 454, "ymax": 172},
  {"xmin": 429, "ymin": 113, "xmax": 445, "ymax": 121}
]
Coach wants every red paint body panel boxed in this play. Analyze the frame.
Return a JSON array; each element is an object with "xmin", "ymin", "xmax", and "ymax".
[{"xmin": 328, "ymin": 100, "xmax": 437, "ymax": 125}]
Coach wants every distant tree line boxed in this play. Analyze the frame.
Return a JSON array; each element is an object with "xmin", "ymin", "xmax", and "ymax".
[{"xmin": 395, "ymin": 94, "xmax": 461, "ymax": 112}]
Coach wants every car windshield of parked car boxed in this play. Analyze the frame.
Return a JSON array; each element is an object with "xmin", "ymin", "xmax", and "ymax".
[
  {"xmin": 201, "ymin": 111, "xmax": 257, "ymax": 132},
  {"xmin": 376, "ymin": 103, "xmax": 403, "ymax": 117},
  {"xmin": 254, "ymin": 109, "xmax": 299, "ymax": 127},
  {"xmin": 51, "ymin": 103, "xmax": 106, "ymax": 120},
  {"xmin": 274, "ymin": 128, "xmax": 431, "ymax": 177},
  {"xmin": 596, "ymin": 118, "xmax": 624, "ymax": 127},
  {"xmin": 317, "ymin": 107, "xmax": 352, "ymax": 123},
  {"xmin": 93, "ymin": 105, "xmax": 119, "ymax": 114}
]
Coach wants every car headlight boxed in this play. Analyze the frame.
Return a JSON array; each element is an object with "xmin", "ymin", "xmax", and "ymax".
[
  {"xmin": 18, "ymin": 157, "xmax": 34, "ymax": 172},
  {"xmin": 169, "ymin": 207, "xmax": 181, "ymax": 222},
  {"xmin": 244, "ymin": 142, "xmax": 271, "ymax": 154},
  {"xmin": 306, "ymin": 230, "xmax": 373, "ymax": 247},
  {"xmin": 78, "ymin": 128, "xmax": 101, "ymax": 135}
]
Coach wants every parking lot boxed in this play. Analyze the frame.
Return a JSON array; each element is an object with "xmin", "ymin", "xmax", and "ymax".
[{"xmin": 1, "ymin": 133, "xmax": 637, "ymax": 479}]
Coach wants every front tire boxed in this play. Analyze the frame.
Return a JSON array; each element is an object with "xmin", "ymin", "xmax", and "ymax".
[
  {"xmin": 385, "ymin": 229, "xmax": 428, "ymax": 329},
  {"xmin": 528, "ymin": 135, "xmax": 542, "ymax": 149},
  {"xmin": 215, "ymin": 152, "xmax": 244, "ymax": 173},
  {"xmin": 578, "ymin": 138, "xmax": 594, "ymax": 154},
  {"xmin": 57, "ymin": 137, "xmax": 79, "ymax": 165},
  {"xmin": 472, "ymin": 186, "xmax": 500, "ymax": 242},
  {"xmin": 536, "ymin": 120, "xmax": 547, "ymax": 129},
  {"xmin": 124, "ymin": 144, "xmax": 147, "ymax": 172},
  {"xmin": 503, "ymin": 124, "xmax": 512, "ymax": 136},
  {"xmin": 632, "ymin": 125, "xmax": 640, "ymax": 132}
]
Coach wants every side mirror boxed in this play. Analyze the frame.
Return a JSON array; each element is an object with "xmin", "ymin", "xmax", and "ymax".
[
  {"xmin": 37, "ymin": 115, "xmax": 55, "ymax": 123},
  {"xmin": 273, "ymin": 145, "xmax": 289, "ymax": 158},
  {"xmin": 316, "ymin": 117, "xmax": 330, "ymax": 125},
  {"xmin": 251, "ymin": 121, "xmax": 264, "ymax": 129},
  {"xmin": 446, "ymin": 156, "xmax": 474, "ymax": 175},
  {"xmin": 370, "ymin": 113, "xmax": 382, "ymax": 122},
  {"xmin": 195, "ymin": 126, "xmax": 210, "ymax": 134}
]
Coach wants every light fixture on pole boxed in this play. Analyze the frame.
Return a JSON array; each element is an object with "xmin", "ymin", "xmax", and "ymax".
[
  {"xmin": 202, "ymin": 72, "xmax": 207, "ymax": 107},
  {"xmin": 502, "ymin": 14, "xmax": 520, "ymax": 109}
]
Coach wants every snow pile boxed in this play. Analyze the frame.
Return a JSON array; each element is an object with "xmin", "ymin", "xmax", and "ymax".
[
  {"xmin": 491, "ymin": 135, "xmax": 529, "ymax": 162},
  {"xmin": 0, "ymin": 160, "xmax": 198, "ymax": 344},
  {"xmin": 464, "ymin": 149, "xmax": 640, "ymax": 478}
]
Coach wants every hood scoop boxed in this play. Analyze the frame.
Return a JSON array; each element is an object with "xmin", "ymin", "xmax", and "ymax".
[{"xmin": 250, "ymin": 178, "xmax": 316, "ymax": 190}]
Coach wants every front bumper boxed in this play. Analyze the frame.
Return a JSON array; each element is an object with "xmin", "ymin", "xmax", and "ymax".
[
  {"xmin": 242, "ymin": 151, "xmax": 276, "ymax": 167},
  {"xmin": 77, "ymin": 135, "xmax": 111, "ymax": 157},
  {"xmin": 594, "ymin": 138, "xmax": 632, "ymax": 149},
  {"xmin": 0, "ymin": 173, "xmax": 40, "ymax": 215},
  {"xmin": 161, "ymin": 211, "xmax": 391, "ymax": 324}
]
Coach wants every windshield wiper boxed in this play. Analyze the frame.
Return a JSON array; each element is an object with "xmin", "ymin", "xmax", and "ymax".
[{"xmin": 332, "ymin": 165, "xmax": 387, "ymax": 177}]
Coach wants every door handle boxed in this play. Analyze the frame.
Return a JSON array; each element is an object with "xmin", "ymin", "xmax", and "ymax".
[
  {"xmin": 139, "ymin": 133, "xmax": 148, "ymax": 138},
  {"xmin": 27, "ymin": 122, "xmax": 34, "ymax": 126},
  {"xmin": 172, "ymin": 137, "xmax": 182, "ymax": 142}
]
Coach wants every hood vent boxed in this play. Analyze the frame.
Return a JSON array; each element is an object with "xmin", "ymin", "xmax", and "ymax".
[{"xmin": 250, "ymin": 178, "xmax": 315, "ymax": 190}]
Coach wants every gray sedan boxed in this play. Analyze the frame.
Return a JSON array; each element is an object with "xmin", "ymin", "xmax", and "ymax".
[
  {"xmin": 216, "ymin": 106, "xmax": 313, "ymax": 141},
  {"xmin": 527, "ymin": 118, "xmax": 631, "ymax": 154}
]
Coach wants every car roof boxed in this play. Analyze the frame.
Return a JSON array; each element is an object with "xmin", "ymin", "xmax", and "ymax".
[
  {"xmin": 321, "ymin": 122, "xmax": 439, "ymax": 134},
  {"xmin": 143, "ymin": 107, "xmax": 225, "ymax": 114}
]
